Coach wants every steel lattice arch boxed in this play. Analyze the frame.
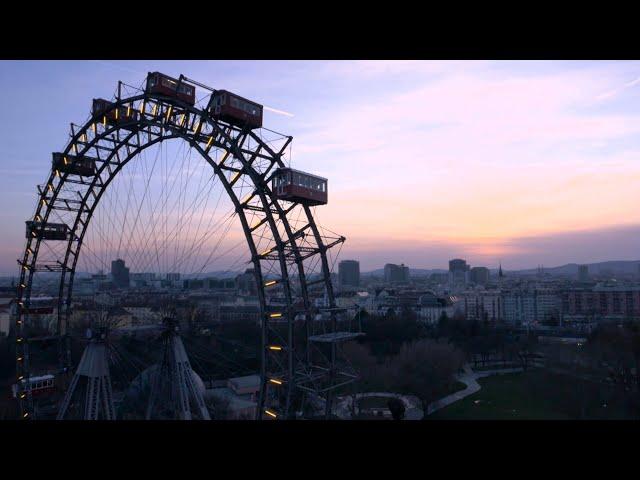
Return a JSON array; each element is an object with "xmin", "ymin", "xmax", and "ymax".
[{"xmin": 14, "ymin": 74, "xmax": 361, "ymax": 420}]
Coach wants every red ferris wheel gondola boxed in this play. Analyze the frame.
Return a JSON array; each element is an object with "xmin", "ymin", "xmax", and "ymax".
[
  {"xmin": 145, "ymin": 72, "xmax": 196, "ymax": 106},
  {"xmin": 271, "ymin": 168, "xmax": 328, "ymax": 206}
]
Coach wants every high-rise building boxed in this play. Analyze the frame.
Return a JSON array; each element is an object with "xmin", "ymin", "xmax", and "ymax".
[
  {"xmin": 449, "ymin": 258, "xmax": 469, "ymax": 286},
  {"xmin": 578, "ymin": 265, "xmax": 589, "ymax": 282},
  {"xmin": 383, "ymin": 264, "xmax": 396, "ymax": 283},
  {"xmin": 401, "ymin": 264, "xmax": 410, "ymax": 282},
  {"xmin": 384, "ymin": 263, "xmax": 410, "ymax": 283},
  {"xmin": 338, "ymin": 260, "xmax": 360, "ymax": 287},
  {"xmin": 111, "ymin": 259, "xmax": 130, "ymax": 289},
  {"xmin": 469, "ymin": 266, "xmax": 490, "ymax": 285},
  {"xmin": 449, "ymin": 259, "xmax": 468, "ymax": 272}
]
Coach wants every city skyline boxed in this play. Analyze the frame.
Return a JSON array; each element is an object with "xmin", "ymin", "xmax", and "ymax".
[
  {"xmin": 4, "ymin": 255, "xmax": 633, "ymax": 278},
  {"xmin": 1, "ymin": 60, "xmax": 640, "ymax": 273}
]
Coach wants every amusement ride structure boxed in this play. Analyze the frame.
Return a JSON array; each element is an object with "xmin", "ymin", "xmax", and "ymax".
[{"xmin": 13, "ymin": 72, "xmax": 361, "ymax": 420}]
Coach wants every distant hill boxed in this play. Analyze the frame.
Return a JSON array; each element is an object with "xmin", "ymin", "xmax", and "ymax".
[
  {"xmin": 362, "ymin": 260, "xmax": 640, "ymax": 278},
  {"xmin": 507, "ymin": 260, "xmax": 640, "ymax": 277}
]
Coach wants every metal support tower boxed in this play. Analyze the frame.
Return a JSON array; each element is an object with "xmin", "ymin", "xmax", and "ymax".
[
  {"xmin": 294, "ymin": 306, "xmax": 363, "ymax": 419},
  {"xmin": 57, "ymin": 328, "xmax": 115, "ymax": 420},
  {"xmin": 146, "ymin": 317, "xmax": 210, "ymax": 420}
]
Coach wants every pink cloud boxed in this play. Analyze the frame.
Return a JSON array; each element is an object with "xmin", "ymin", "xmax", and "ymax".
[{"xmin": 293, "ymin": 62, "xmax": 640, "ymax": 253}]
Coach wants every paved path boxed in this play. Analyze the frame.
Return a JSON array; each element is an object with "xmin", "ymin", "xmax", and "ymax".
[
  {"xmin": 425, "ymin": 364, "xmax": 480, "ymax": 415},
  {"xmin": 425, "ymin": 364, "xmax": 524, "ymax": 416}
]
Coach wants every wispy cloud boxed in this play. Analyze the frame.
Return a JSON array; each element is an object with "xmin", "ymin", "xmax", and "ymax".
[
  {"xmin": 264, "ymin": 105, "xmax": 294, "ymax": 117},
  {"xmin": 595, "ymin": 74, "xmax": 640, "ymax": 101}
]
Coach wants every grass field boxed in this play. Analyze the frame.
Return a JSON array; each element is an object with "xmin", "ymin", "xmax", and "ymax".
[{"xmin": 430, "ymin": 370, "xmax": 635, "ymax": 420}]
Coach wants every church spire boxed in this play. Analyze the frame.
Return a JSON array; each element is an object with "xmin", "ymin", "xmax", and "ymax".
[{"xmin": 498, "ymin": 261, "xmax": 504, "ymax": 278}]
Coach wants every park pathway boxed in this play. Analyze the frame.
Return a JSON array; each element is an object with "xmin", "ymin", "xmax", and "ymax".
[{"xmin": 425, "ymin": 364, "xmax": 523, "ymax": 416}]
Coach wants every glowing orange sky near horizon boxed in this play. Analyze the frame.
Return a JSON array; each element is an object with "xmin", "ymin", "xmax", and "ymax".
[{"xmin": 319, "ymin": 166, "xmax": 640, "ymax": 248}]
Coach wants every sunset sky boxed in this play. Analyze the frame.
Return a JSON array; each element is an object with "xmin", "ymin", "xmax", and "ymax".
[{"xmin": 0, "ymin": 60, "xmax": 639, "ymax": 274}]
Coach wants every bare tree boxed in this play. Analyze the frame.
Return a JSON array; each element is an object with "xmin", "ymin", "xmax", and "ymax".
[{"xmin": 383, "ymin": 339, "xmax": 465, "ymax": 418}]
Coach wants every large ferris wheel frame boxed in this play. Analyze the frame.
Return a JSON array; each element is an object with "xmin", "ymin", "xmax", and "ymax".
[{"xmin": 14, "ymin": 76, "xmax": 352, "ymax": 420}]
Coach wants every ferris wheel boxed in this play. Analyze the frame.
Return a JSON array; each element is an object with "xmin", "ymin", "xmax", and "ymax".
[{"xmin": 13, "ymin": 72, "xmax": 362, "ymax": 420}]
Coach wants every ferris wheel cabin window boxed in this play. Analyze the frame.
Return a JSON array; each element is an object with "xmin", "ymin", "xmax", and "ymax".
[
  {"xmin": 280, "ymin": 171, "xmax": 291, "ymax": 185},
  {"xmin": 162, "ymin": 78, "xmax": 177, "ymax": 89},
  {"xmin": 243, "ymin": 102, "xmax": 257, "ymax": 115}
]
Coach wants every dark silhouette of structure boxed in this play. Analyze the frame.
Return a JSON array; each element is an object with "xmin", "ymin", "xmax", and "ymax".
[
  {"xmin": 111, "ymin": 259, "xmax": 129, "ymax": 289},
  {"xmin": 384, "ymin": 263, "xmax": 410, "ymax": 283},
  {"xmin": 470, "ymin": 266, "xmax": 490, "ymax": 285},
  {"xmin": 338, "ymin": 260, "xmax": 360, "ymax": 287}
]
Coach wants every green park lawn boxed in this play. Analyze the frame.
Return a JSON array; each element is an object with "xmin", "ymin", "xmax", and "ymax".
[{"xmin": 429, "ymin": 370, "xmax": 634, "ymax": 420}]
